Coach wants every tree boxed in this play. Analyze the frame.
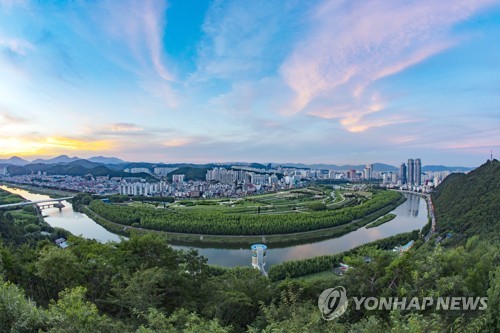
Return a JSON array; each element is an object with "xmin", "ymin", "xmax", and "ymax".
[
  {"xmin": 483, "ymin": 266, "xmax": 500, "ymax": 333},
  {"xmin": 46, "ymin": 286, "xmax": 118, "ymax": 333},
  {"xmin": 135, "ymin": 308, "xmax": 231, "ymax": 333},
  {"xmin": 120, "ymin": 267, "xmax": 168, "ymax": 314},
  {"xmin": 202, "ymin": 267, "xmax": 271, "ymax": 329},
  {"xmin": 118, "ymin": 233, "xmax": 178, "ymax": 270},
  {"xmin": 0, "ymin": 281, "xmax": 44, "ymax": 333},
  {"xmin": 35, "ymin": 246, "xmax": 84, "ymax": 301}
]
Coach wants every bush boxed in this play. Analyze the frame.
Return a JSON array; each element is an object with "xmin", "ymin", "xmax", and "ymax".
[{"xmin": 308, "ymin": 202, "xmax": 327, "ymax": 211}]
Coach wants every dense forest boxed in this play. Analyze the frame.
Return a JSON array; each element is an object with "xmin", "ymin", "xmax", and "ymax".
[
  {"xmin": 432, "ymin": 159, "xmax": 500, "ymax": 240},
  {"xmin": 0, "ymin": 160, "xmax": 498, "ymax": 332},
  {"xmin": 82, "ymin": 190, "xmax": 403, "ymax": 235}
]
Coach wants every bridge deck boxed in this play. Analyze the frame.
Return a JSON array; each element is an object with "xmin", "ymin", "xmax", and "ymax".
[{"xmin": 0, "ymin": 197, "xmax": 74, "ymax": 209}]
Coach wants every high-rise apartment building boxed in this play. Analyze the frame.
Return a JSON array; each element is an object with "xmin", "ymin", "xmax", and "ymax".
[
  {"xmin": 364, "ymin": 164, "xmax": 373, "ymax": 180},
  {"xmin": 172, "ymin": 174, "xmax": 185, "ymax": 183},
  {"xmin": 407, "ymin": 159, "xmax": 414, "ymax": 185},
  {"xmin": 400, "ymin": 163, "xmax": 407, "ymax": 184},
  {"xmin": 404, "ymin": 158, "xmax": 422, "ymax": 186},
  {"xmin": 414, "ymin": 158, "xmax": 422, "ymax": 185}
]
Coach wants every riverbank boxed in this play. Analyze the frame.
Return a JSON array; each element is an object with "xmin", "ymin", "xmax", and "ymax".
[
  {"xmin": 366, "ymin": 213, "xmax": 396, "ymax": 229},
  {"xmin": 0, "ymin": 182, "xmax": 76, "ymax": 198},
  {"xmin": 82, "ymin": 194, "xmax": 407, "ymax": 248}
]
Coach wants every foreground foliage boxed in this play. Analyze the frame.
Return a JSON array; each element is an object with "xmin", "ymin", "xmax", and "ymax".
[{"xmin": 0, "ymin": 160, "xmax": 498, "ymax": 332}]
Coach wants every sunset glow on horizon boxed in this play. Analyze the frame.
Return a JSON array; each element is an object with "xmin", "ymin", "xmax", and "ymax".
[{"xmin": 1, "ymin": 0, "xmax": 500, "ymax": 166}]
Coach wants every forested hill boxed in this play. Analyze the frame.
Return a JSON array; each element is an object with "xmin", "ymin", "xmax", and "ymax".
[{"xmin": 433, "ymin": 159, "xmax": 499, "ymax": 240}]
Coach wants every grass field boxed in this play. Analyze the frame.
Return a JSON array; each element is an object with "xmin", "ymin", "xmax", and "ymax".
[
  {"xmin": 83, "ymin": 186, "xmax": 405, "ymax": 246},
  {"xmin": 0, "ymin": 189, "xmax": 24, "ymax": 205},
  {"xmin": 137, "ymin": 186, "xmax": 363, "ymax": 215}
]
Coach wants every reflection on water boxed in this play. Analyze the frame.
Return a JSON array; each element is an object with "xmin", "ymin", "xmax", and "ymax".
[
  {"xmin": 173, "ymin": 193, "xmax": 428, "ymax": 267},
  {"xmin": 405, "ymin": 194, "xmax": 420, "ymax": 217},
  {"xmin": 1, "ymin": 186, "xmax": 427, "ymax": 269},
  {"xmin": 0, "ymin": 185, "xmax": 121, "ymax": 243}
]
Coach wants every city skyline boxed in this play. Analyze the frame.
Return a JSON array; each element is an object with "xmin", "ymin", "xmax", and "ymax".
[
  {"xmin": 0, "ymin": 152, "xmax": 478, "ymax": 170},
  {"xmin": 1, "ymin": 1, "xmax": 500, "ymax": 166}
]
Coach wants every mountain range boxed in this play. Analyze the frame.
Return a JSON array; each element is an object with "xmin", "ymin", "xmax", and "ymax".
[
  {"xmin": 280, "ymin": 162, "xmax": 399, "ymax": 172},
  {"xmin": 279, "ymin": 163, "xmax": 475, "ymax": 172},
  {"xmin": 0, "ymin": 155, "xmax": 126, "ymax": 166},
  {"xmin": 0, "ymin": 155, "xmax": 475, "ymax": 173}
]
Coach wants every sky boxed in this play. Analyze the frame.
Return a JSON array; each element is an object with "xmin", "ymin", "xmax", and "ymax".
[{"xmin": 0, "ymin": 0, "xmax": 499, "ymax": 166}]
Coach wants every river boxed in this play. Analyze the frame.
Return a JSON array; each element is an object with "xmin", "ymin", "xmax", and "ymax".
[
  {"xmin": 1, "ymin": 185, "xmax": 427, "ymax": 268},
  {"xmin": 0, "ymin": 185, "xmax": 122, "ymax": 243}
]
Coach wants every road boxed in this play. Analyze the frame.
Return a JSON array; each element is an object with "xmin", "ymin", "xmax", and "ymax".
[{"xmin": 0, "ymin": 197, "xmax": 74, "ymax": 209}]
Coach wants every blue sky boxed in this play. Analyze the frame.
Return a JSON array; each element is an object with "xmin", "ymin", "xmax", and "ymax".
[{"xmin": 0, "ymin": 0, "xmax": 499, "ymax": 166}]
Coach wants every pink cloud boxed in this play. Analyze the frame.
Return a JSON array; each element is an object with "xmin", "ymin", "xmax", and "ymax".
[
  {"xmin": 280, "ymin": 0, "xmax": 497, "ymax": 131},
  {"xmin": 108, "ymin": 123, "xmax": 143, "ymax": 132},
  {"xmin": 0, "ymin": 37, "xmax": 34, "ymax": 56}
]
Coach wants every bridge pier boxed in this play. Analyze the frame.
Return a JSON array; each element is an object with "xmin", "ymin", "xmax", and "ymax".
[
  {"xmin": 38, "ymin": 202, "xmax": 65, "ymax": 211},
  {"xmin": 53, "ymin": 202, "xmax": 65, "ymax": 211}
]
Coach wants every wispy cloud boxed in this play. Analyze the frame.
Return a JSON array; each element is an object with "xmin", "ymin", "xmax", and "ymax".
[
  {"xmin": 108, "ymin": 123, "xmax": 143, "ymax": 133},
  {"xmin": 194, "ymin": 0, "xmax": 299, "ymax": 81},
  {"xmin": 0, "ymin": 109, "xmax": 26, "ymax": 125},
  {"xmin": 90, "ymin": 0, "xmax": 173, "ymax": 82},
  {"xmin": 0, "ymin": 37, "xmax": 33, "ymax": 56},
  {"xmin": 163, "ymin": 137, "xmax": 195, "ymax": 147},
  {"xmin": 0, "ymin": 0, "xmax": 499, "ymax": 165},
  {"xmin": 280, "ymin": 0, "xmax": 497, "ymax": 131}
]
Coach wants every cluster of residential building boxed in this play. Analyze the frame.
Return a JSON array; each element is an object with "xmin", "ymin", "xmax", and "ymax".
[
  {"xmin": 0, "ymin": 173, "xmax": 124, "ymax": 194},
  {"xmin": 0, "ymin": 160, "xmax": 454, "ymax": 198},
  {"xmin": 206, "ymin": 168, "xmax": 281, "ymax": 185},
  {"xmin": 123, "ymin": 166, "xmax": 178, "ymax": 175}
]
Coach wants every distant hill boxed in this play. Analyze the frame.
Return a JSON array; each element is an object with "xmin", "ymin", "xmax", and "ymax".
[
  {"xmin": 31, "ymin": 155, "xmax": 80, "ymax": 164},
  {"xmin": 279, "ymin": 163, "xmax": 398, "ymax": 172},
  {"xmin": 248, "ymin": 163, "xmax": 267, "ymax": 169},
  {"xmin": 3, "ymin": 155, "xmax": 125, "ymax": 166},
  {"xmin": 0, "ymin": 156, "xmax": 29, "ymax": 166},
  {"xmin": 5, "ymin": 162, "xmax": 156, "ymax": 181},
  {"xmin": 87, "ymin": 156, "xmax": 126, "ymax": 164},
  {"xmin": 279, "ymin": 163, "xmax": 474, "ymax": 173},
  {"xmin": 0, "ymin": 155, "xmax": 474, "ymax": 173},
  {"xmin": 0, "ymin": 155, "xmax": 475, "ymax": 175},
  {"xmin": 68, "ymin": 159, "xmax": 101, "ymax": 169},
  {"xmin": 432, "ymin": 159, "xmax": 499, "ymax": 240},
  {"xmin": 122, "ymin": 162, "xmax": 155, "ymax": 170},
  {"xmin": 422, "ymin": 165, "xmax": 474, "ymax": 172},
  {"xmin": 167, "ymin": 166, "xmax": 211, "ymax": 181}
]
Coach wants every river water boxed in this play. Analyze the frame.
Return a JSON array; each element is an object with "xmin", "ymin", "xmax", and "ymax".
[
  {"xmin": 0, "ymin": 185, "xmax": 122, "ymax": 243},
  {"xmin": 1, "ymin": 185, "xmax": 427, "ymax": 268}
]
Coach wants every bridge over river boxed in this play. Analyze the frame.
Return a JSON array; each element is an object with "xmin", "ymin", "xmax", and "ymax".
[{"xmin": 0, "ymin": 197, "xmax": 75, "ymax": 210}]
